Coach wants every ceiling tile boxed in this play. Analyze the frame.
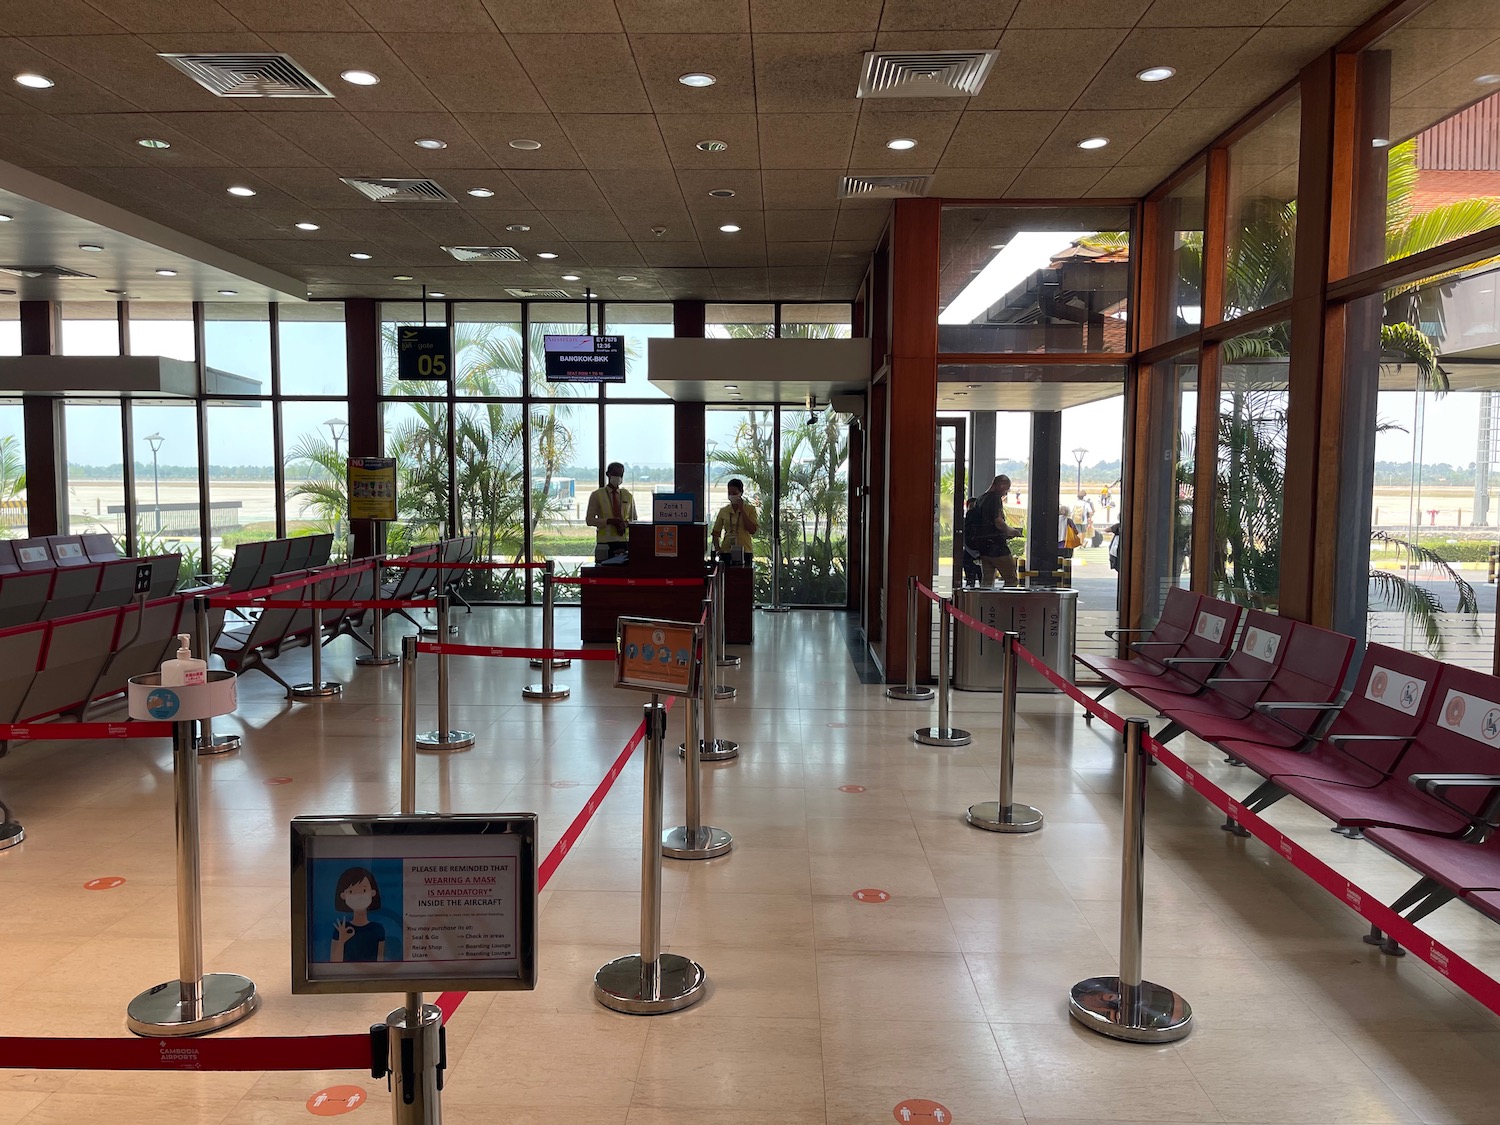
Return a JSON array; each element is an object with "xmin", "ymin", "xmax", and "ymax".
[
  {"xmin": 151, "ymin": 111, "xmax": 321, "ymax": 168},
  {"xmin": 758, "ymin": 114, "xmax": 857, "ymax": 169},
  {"xmin": 763, "ymin": 209, "xmax": 839, "ymax": 241},
  {"xmin": 850, "ymin": 108, "xmax": 961, "ymax": 165},
  {"xmin": 1008, "ymin": 0, "xmax": 1152, "ymax": 28},
  {"xmin": 967, "ymin": 29, "xmax": 1128, "ymax": 110},
  {"xmin": 592, "ymin": 170, "xmax": 687, "ymax": 211},
  {"xmin": 248, "ymin": 167, "xmax": 379, "ymax": 208},
  {"xmin": 480, "ymin": 0, "xmax": 622, "ymax": 31},
  {"xmin": 928, "ymin": 167, "xmax": 1022, "ymax": 196},
  {"xmin": 1185, "ymin": 25, "xmax": 1339, "ymax": 108},
  {"xmin": 1086, "ymin": 164, "xmax": 1177, "ymax": 196},
  {"xmin": 436, "ymin": 173, "xmax": 529, "ymax": 208},
  {"xmin": 1139, "ymin": 0, "xmax": 1281, "ymax": 25},
  {"xmin": 385, "ymin": 33, "xmax": 547, "ymax": 114},
  {"xmin": 692, "ymin": 210, "xmax": 765, "ymax": 241},
  {"xmin": 703, "ymin": 242, "xmax": 768, "ymax": 268},
  {"xmin": 752, "ymin": 33, "xmax": 876, "ymax": 114},
  {"xmin": 1004, "ymin": 166, "xmax": 1104, "ymax": 196},
  {"xmin": 1027, "ymin": 109, "xmax": 1168, "ymax": 167},
  {"xmin": 507, "ymin": 34, "xmax": 650, "ymax": 113},
  {"xmin": 353, "ymin": 112, "xmax": 489, "ymax": 167},
  {"xmin": 558, "ymin": 115, "xmax": 672, "ymax": 170},
  {"xmin": 65, "ymin": 113, "xmax": 234, "ymax": 167},
  {"xmin": 653, "ymin": 267, "xmax": 716, "ymax": 296},
  {"xmin": 458, "ymin": 113, "xmax": 583, "ymax": 168},
  {"xmin": 614, "ymin": 0, "xmax": 750, "ymax": 33},
  {"xmin": 573, "ymin": 242, "xmax": 648, "ymax": 267},
  {"xmin": 941, "ymin": 111, "xmax": 1065, "ymax": 166},
  {"xmin": 615, "ymin": 208, "xmax": 695, "ymax": 239},
  {"xmin": 548, "ymin": 210, "xmax": 629, "ymax": 240},
  {"xmin": 476, "ymin": 212, "xmax": 566, "ymax": 243},
  {"xmin": 252, "ymin": 112, "xmax": 411, "ymax": 172},
  {"xmin": 77, "ymin": 0, "xmax": 244, "ymax": 32},
  {"xmin": 222, "ymin": 0, "xmax": 368, "ymax": 32},
  {"xmin": 507, "ymin": 170, "xmax": 609, "ymax": 211},
  {"xmin": 871, "ymin": 29, "xmax": 1004, "ymax": 50},
  {"xmin": 749, "ymin": 0, "xmax": 884, "ymax": 33},
  {"xmin": 631, "ymin": 34, "xmax": 756, "ymax": 114},
  {"xmin": 834, "ymin": 206, "xmax": 889, "ymax": 239},
  {"xmin": 767, "ymin": 241, "xmax": 832, "ymax": 265},
  {"xmin": 238, "ymin": 237, "xmax": 366, "ymax": 266},
  {"xmin": 239, "ymin": 32, "xmax": 439, "ymax": 112},
  {"xmin": 675, "ymin": 168, "xmax": 763, "ymax": 209},
  {"xmin": 393, "ymin": 208, "xmax": 499, "ymax": 243},
  {"xmin": 1268, "ymin": 0, "xmax": 1385, "ymax": 26},
  {"xmin": 762, "ymin": 169, "xmax": 842, "ymax": 209},
  {"xmin": 0, "ymin": 0, "xmax": 126, "ymax": 33},
  {"xmin": 1073, "ymin": 27, "xmax": 1255, "ymax": 110},
  {"xmin": 168, "ymin": 167, "xmax": 306, "ymax": 209},
  {"xmin": 831, "ymin": 238, "xmax": 874, "ymax": 258},
  {"xmin": 637, "ymin": 241, "xmax": 707, "ymax": 267},
  {"xmin": 345, "ymin": 0, "xmax": 500, "ymax": 32},
  {"xmin": 0, "ymin": 114, "xmax": 141, "ymax": 167},
  {"xmin": 657, "ymin": 113, "xmax": 761, "ymax": 168},
  {"xmin": 6, "ymin": 38, "xmax": 148, "ymax": 112},
  {"xmin": 878, "ymin": 0, "xmax": 1019, "ymax": 31},
  {"xmin": 1115, "ymin": 106, "xmax": 1238, "ymax": 165}
]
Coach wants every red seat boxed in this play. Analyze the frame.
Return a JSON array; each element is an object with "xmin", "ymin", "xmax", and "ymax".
[
  {"xmin": 1077, "ymin": 587, "xmax": 1201, "ymax": 681},
  {"xmin": 1461, "ymin": 889, "xmax": 1500, "ymax": 924},
  {"xmin": 1134, "ymin": 610, "xmax": 1293, "ymax": 712},
  {"xmin": 1363, "ymin": 826, "xmax": 1500, "ymax": 894}
]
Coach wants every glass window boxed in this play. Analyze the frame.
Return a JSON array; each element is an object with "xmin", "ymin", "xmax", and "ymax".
[
  {"xmin": 0, "ymin": 301, "xmax": 19, "ymax": 356},
  {"xmin": 604, "ymin": 303, "xmax": 673, "ymax": 399},
  {"xmin": 1157, "ymin": 170, "xmax": 1206, "ymax": 340},
  {"xmin": 283, "ymin": 402, "xmax": 353, "ymax": 558},
  {"xmin": 281, "ymin": 303, "xmax": 348, "ymax": 397},
  {"xmin": 708, "ymin": 407, "xmax": 774, "ymax": 600},
  {"xmin": 1132, "ymin": 358, "xmax": 1197, "ymax": 629},
  {"xmin": 203, "ymin": 302, "xmax": 271, "ymax": 397},
  {"xmin": 780, "ymin": 303, "xmax": 852, "ymax": 339},
  {"xmin": 778, "ymin": 408, "xmax": 849, "ymax": 606},
  {"xmin": 383, "ymin": 399, "xmax": 449, "ymax": 552},
  {"xmin": 1216, "ymin": 322, "xmax": 1292, "ymax": 608},
  {"xmin": 453, "ymin": 303, "xmax": 524, "ymax": 398},
  {"xmin": 61, "ymin": 302, "xmax": 120, "ymax": 356},
  {"xmin": 532, "ymin": 401, "xmax": 599, "ymax": 597},
  {"xmin": 0, "ymin": 400, "xmax": 25, "ymax": 538},
  {"xmin": 62, "ymin": 401, "xmax": 125, "ymax": 543},
  {"xmin": 938, "ymin": 205, "xmax": 1133, "ymax": 354},
  {"xmin": 1224, "ymin": 101, "xmax": 1300, "ymax": 319},
  {"xmin": 206, "ymin": 399, "xmax": 277, "ymax": 576},
  {"xmin": 131, "ymin": 401, "xmax": 200, "ymax": 579},
  {"xmin": 129, "ymin": 303, "xmax": 195, "ymax": 363},
  {"xmin": 707, "ymin": 303, "xmax": 774, "ymax": 339}
]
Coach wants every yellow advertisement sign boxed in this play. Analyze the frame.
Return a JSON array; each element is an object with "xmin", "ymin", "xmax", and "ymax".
[{"xmin": 347, "ymin": 457, "xmax": 398, "ymax": 521}]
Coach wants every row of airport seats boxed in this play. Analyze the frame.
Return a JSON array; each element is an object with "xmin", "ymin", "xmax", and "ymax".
[
  {"xmin": 214, "ymin": 533, "xmax": 334, "ymax": 596},
  {"xmin": 0, "ymin": 533, "xmax": 181, "ymax": 630},
  {"xmin": 1080, "ymin": 588, "xmax": 1500, "ymax": 949}
]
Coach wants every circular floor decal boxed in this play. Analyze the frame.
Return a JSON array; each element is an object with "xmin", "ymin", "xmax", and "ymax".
[
  {"xmin": 83, "ymin": 877, "xmax": 126, "ymax": 891},
  {"xmin": 893, "ymin": 1099, "xmax": 952, "ymax": 1124},
  {"xmin": 852, "ymin": 888, "xmax": 891, "ymax": 903},
  {"xmin": 266, "ymin": 777, "xmax": 293, "ymax": 785},
  {"xmin": 839, "ymin": 784, "xmax": 867, "ymax": 793},
  {"xmin": 307, "ymin": 1085, "xmax": 367, "ymax": 1115}
]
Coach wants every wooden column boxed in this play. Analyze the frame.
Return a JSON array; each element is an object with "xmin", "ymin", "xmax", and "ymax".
[
  {"xmin": 673, "ymin": 300, "xmax": 706, "ymax": 516},
  {"xmin": 1192, "ymin": 148, "xmax": 1231, "ymax": 599},
  {"xmin": 19, "ymin": 300, "xmax": 60, "ymax": 536},
  {"xmin": 344, "ymin": 298, "xmax": 380, "ymax": 559}
]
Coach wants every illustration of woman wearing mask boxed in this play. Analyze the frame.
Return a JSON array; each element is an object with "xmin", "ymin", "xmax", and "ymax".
[{"xmin": 329, "ymin": 866, "xmax": 386, "ymax": 962}]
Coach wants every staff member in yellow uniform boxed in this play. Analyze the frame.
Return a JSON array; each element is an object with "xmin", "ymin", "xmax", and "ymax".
[
  {"xmin": 585, "ymin": 461, "xmax": 636, "ymax": 561},
  {"xmin": 711, "ymin": 477, "xmax": 759, "ymax": 565}
]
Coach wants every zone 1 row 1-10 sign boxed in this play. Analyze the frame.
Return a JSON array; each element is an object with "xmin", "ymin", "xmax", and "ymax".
[
  {"xmin": 397, "ymin": 326, "xmax": 451, "ymax": 381},
  {"xmin": 544, "ymin": 334, "xmax": 625, "ymax": 383}
]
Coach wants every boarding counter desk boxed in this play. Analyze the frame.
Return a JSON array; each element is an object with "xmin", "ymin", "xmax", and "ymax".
[{"xmin": 577, "ymin": 523, "xmax": 754, "ymax": 646}]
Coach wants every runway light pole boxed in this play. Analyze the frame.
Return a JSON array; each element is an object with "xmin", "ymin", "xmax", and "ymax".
[
  {"xmin": 1072, "ymin": 446, "xmax": 1088, "ymax": 494},
  {"xmin": 145, "ymin": 432, "xmax": 164, "ymax": 535}
]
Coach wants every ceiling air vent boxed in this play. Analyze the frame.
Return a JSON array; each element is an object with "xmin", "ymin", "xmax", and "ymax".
[
  {"xmin": 837, "ymin": 174, "xmax": 933, "ymax": 199},
  {"xmin": 341, "ymin": 177, "xmax": 457, "ymax": 204},
  {"xmin": 505, "ymin": 288, "xmax": 571, "ymax": 299},
  {"xmin": 158, "ymin": 53, "xmax": 332, "ymax": 98},
  {"xmin": 443, "ymin": 246, "xmax": 525, "ymax": 262},
  {"xmin": 856, "ymin": 50, "xmax": 999, "ymax": 98},
  {"xmin": 0, "ymin": 265, "xmax": 95, "ymax": 279}
]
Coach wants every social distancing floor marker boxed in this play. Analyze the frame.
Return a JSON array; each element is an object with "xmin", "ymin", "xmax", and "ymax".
[
  {"xmin": 307, "ymin": 1085, "xmax": 366, "ymax": 1115},
  {"xmin": 853, "ymin": 888, "xmax": 891, "ymax": 903},
  {"xmin": 894, "ymin": 1098, "xmax": 951, "ymax": 1124},
  {"xmin": 549, "ymin": 780, "xmax": 580, "ymax": 788},
  {"xmin": 266, "ymin": 777, "xmax": 293, "ymax": 785},
  {"xmin": 83, "ymin": 877, "xmax": 125, "ymax": 891},
  {"xmin": 839, "ymin": 784, "xmax": 867, "ymax": 793}
]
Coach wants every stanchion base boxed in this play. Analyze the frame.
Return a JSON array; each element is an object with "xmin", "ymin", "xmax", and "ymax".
[
  {"xmin": 126, "ymin": 973, "xmax": 259, "ymax": 1037},
  {"xmin": 717, "ymin": 655, "xmax": 742, "ymax": 668},
  {"xmin": 355, "ymin": 653, "xmax": 399, "ymax": 666},
  {"xmin": 662, "ymin": 824, "xmax": 733, "ymax": 860},
  {"xmin": 522, "ymin": 684, "xmax": 571, "ymax": 701},
  {"xmin": 885, "ymin": 686, "xmax": 935, "ymax": 701},
  {"xmin": 1068, "ymin": 976, "xmax": 1194, "ymax": 1043},
  {"xmin": 593, "ymin": 953, "xmax": 706, "ymax": 1015},
  {"xmin": 415, "ymin": 729, "xmax": 476, "ymax": 752},
  {"xmin": 195, "ymin": 733, "xmax": 241, "ymax": 756},
  {"xmin": 914, "ymin": 727, "xmax": 972, "ymax": 747},
  {"xmin": 291, "ymin": 682, "xmax": 343, "ymax": 699},
  {"xmin": 529, "ymin": 658, "xmax": 573, "ymax": 669},
  {"xmin": 967, "ymin": 801, "xmax": 1044, "ymax": 833},
  {"xmin": 420, "ymin": 624, "xmax": 460, "ymax": 637},
  {"xmin": 679, "ymin": 737, "xmax": 739, "ymax": 762},
  {"xmin": 714, "ymin": 685, "xmax": 736, "ymax": 701},
  {"xmin": 0, "ymin": 820, "xmax": 23, "ymax": 850}
]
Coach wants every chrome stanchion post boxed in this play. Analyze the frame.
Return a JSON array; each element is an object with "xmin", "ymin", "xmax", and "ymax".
[
  {"xmin": 531, "ymin": 560, "xmax": 573, "ymax": 670},
  {"xmin": 292, "ymin": 605, "xmax": 342, "ymax": 699},
  {"xmin": 127, "ymin": 717, "xmax": 258, "ymax": 1035},
  {"xmin": 915, "ymin": 597, "xmax": 971, "ymax": 747},
  {"xmin": 664, "ymin": 631, "xmax": 732, "ymax": 860},
  {"xmin": 596, "ymin": 698, "xmax": 707, "ymax": 1013},
  {"xmin": 761, "ymin": 539, "xmax": 789, "ymax": 614},
  {"xmin": 715, "ymin": 566, "xmax": 740, "ymax": 668},
  {"xmin": 711, "ymin": 570, "xmax": 735, "ymax": 702},
  {"xmin": 967, "ymin": 631, "xmax": 1043, "ymax": 832},
  {"xmin": 356, "ymin": 553, "xmax": 399, "ymax": 667},
  {"xmin": 417, "ymin": 595, "xmax": 475, "ymax": 751},
  {"xmin": 193, "ymin": 594, "xmax": 240, "ymax": 755},
  {"xmin": 0, "ymin": 797, "xmax": 21, "ymax": 851},
  {"xmin": 1069, "ymin": 717, "xmax": 1193, "ymax": 1043},
  {"xmin": 523, "ymin": 561, "xmax": 570, "ymax": 701},
  {"xmin": 697, "ymin": 595, "xmax": 738, "ymax": 761},
  {"xmin": 400, "ymin": 634, "xmax": 419, "ymax": 810},
  {"xmin": 886, "ymin": 575, "xmax": 935, "ymax": 701}
]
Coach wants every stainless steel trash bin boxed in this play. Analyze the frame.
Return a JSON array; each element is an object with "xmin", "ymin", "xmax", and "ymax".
[{"xmin": 953, "ymin": 587, "xmax": 1078, "ymax": 693}]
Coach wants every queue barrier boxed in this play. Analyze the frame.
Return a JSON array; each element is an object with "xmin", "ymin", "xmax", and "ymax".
[
  {"xmin": 912, "ymin": 582, "xmax": 970, "ymax": 747},
  {"xmin": 552, "ymin": 576, "xmax": 707, "ymax": 587},
  {"xmin": 416, "ymin": 642, "xmax": 613, "ymax": 661},
  {"xmin": 383, "ymin": 559, "xmax": 547, "ymax": 570}
]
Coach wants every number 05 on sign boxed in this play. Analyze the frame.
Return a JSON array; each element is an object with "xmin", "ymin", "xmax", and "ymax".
[{"xmin": 397, "ymin": 326, "xmax": 452, "ymax": 381}]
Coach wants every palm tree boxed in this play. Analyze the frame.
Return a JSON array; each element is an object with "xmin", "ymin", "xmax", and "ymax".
[{"xmin": 0, "ymin": 434, "xmax": 24, "ymax": 539}]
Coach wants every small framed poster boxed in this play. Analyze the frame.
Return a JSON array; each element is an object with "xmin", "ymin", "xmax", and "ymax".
[
  {"xmin": 347, "ymin": 457, "xmax": 398, "ymax": 521},
  {"xmin": 616, "ymin": 617, "xmax": 700, "ymax": 697}
]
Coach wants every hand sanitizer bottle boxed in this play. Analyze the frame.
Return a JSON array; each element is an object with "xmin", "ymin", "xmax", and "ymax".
[{"xmin": 160, "ymin": 633, "xmax": 207, "ymax": 687}]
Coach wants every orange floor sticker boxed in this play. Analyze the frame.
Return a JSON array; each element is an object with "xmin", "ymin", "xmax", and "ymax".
[
  {"xmin": 83, "ymin": 877, "xmax": 126, "ymax": 891},
  {"xmin": 307, "ymin": 1085, "xmax": 367, "ymax": 1115},
  {"xmin": 266, "ymin": 777, "xmax": 293, "ymax": 785},
  {"xmin": 894, "ymin": 1098, "xmax": 952, "ymax": 1124},
  {"xmin": 839, "ymin": 784, "xmax": 867, "ymax": 793},
  {"xmin": 853, "ymin": 888, "xmax": 891, "ymax": 903}
]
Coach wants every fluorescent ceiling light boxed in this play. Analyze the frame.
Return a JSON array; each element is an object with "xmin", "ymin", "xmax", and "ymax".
[
  {"xmin": 617, "ymin": 275, "xmax": 637, "ymax": 281},
  {"xmin": 1077, "ymin": 137, "xmax": 1109, "ymax": 150},
  {"xmin": 414, "ymin": 138, "xmax": 447, "ymax": 150},
  {"xmin": 227, "ymin": 185, "xmax": 257, "ymax": 196},
  {"xmin": 468, "ymin": 187, "xmax": 495, "ymax": 198},
  {"xmin": 14, "ymin": 73, "xmax": 53, "ymax": 89},
  {"xmin": 561, "ymin": 274, "xmax": 581, "ymax": 281},
  {"xmin": 1136, "ymin": 66, "xmax": 1176, "ymax": 82},
  {"xmin": 886, "ymin": 138, "xmax": 917, "ymax": 150},
  {"xmin": 341, "ymin": 69, "xmax": 379, "ymax": 85},
  {"xmin": 939, "ymin": 230, "xmax": 1090, "ymax": 326},
  {"xmin": 295, "ymin": 221, "xmax": 320, "ymax": 231},
  {"xmin": 678, "ymin": 73, "xmax": 716, "ymax": 87},
  {"xmin": 536, "ymin": 251, "xmax": 558, "ymax": 259},
  {"xmin": 509, "ymin": 139, "xmax": 541, "ymax": 150},
  {"xmin": 136, "ymin": 138, "xmax": 170, "ymax": 149}
]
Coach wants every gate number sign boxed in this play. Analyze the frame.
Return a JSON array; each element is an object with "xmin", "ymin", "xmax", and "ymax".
[{"xmin": 397, "ymin": 326, "xmax": 451, "ymax": 381}]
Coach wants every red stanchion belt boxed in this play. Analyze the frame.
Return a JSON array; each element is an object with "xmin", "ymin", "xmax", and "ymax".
[
  {"xmin": 945, "ymin": 601, "xmax": 1010, "ymax": 647},
  {"xmin": 208, "ymin": 562, "xmax": 376, "ymax": 608},
  {"xmin": 0, "ymin": 722, "xmax": 173, "ymax": 741},
  {"xmin": 216, "ymin": 598, "xmax": 438, "ymax": 611},
  {"xmin": 1008, "ymin": 640, "xmax": 1500, "ymax": 1017},
  {"xmin": 384, "ymin": 559, "xmax": 547, "ymax": 571},
  {"xmin": 914, "ymin": 581, "xmax": 943, "ymax": 604},
  {"xmin": 551, "ymin": 576, "xmax": 706, "ymax": 588},
  {"xmin": 415, "ymin": 642, "xmax": 614, "ymax": 662}
]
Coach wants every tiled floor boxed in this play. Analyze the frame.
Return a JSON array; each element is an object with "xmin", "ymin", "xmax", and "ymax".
[{"xmin": 3, "ymin": 607, "xmax": 1500, "ymax": 1123}]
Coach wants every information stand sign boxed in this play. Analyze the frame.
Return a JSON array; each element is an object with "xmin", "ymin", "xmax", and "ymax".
[
  {"xmin": 347, "ymin": 457, "xmax": 398, "ymax": 521},
  {"xmin": 616, "ymin": 616, "xmax": 701, "ymax": 697},
  {"xmin": 290, "ymin": 814, "xmax": 538, "ymax": 995}
]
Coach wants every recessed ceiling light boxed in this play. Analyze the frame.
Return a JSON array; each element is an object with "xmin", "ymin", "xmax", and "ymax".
[
  {"xmin": 1136, "ymin": 66, "xmax": 1176, "ymax": 82},
  {"xmin": 0, "ymin": 214, "xmax": 12, "ymax": 222},
  {"xmin": 505, "ymin": 223, "xmax": 530, "ymax": 232},
  {"xmin": 468, "ymin": 187, "xmax": 495, "ymax": 198},
  {"xmin": 136, "ymin": 138, "xmax": 171, "ymax": 150},
  {"xmin": 719, "ymin": 223, "xmax": 741, "ymax": 233},
  {"xmin": 155, "ymin": 268, "xmax": 177, "ymax": 276},
  {"xmin": 1371, "ymin": 137, "xmax": 1391, "ymax": 148},
  {"xmin": 1476, "ymin": 74, "xmax": 1500, "ymax": 85},
  {"xmin": 350, "ymin": 252, "xmax": 372, "ymax": 260},
  {"xmin": 724, "ymin": 384, "xmax": 738, "ymax": 390},
  {"xmin": 708, "ymin": 188, "xmax": 736, "ymax": 198},
  {"xmin": 509, "ymin": 139, "xmax": 542, "ymax": 150},
  {"xmin": 617, "ymin": 274, "xmax": 638, "ymax": 281},
  {"xmin": 227, "ymin": 185, "xmax": 257, "ymax": 197},
  {"xmin": 414, "ymin": 138, "xmax": 447, "ymax": 150},
  {"xmin": 294, "ymin": 221, "xmax": 320, "ymax": 231},
  {"xmin": 679, "ymin": 72, "xmax": 716, "ymax": 87},
  {"xmin": 696, "ymin": 139, "xmax": 728, "ymax": 152},
  {"xmin": 1077, "ymin": 136, "xmax": 1109, "ymax": 150},
  {"xmin": 429, "ymin": 292, "xmax": 445, "ymax": 298},
  {"xmin": 78, "ymin": 243, "xmax": 103, "ymax": 252},
  {"xmin": 561, "ymin": 274, "xmax": 581, "ymax": 281},
  {"xmin": 886, "ymin": 138, "xmax": 917, "ymax": 150},
  {"xmin": 14, "ymin": 73, "xmax": 53, "ymax": 89},
  {"xmin": 341, "ymin": 69, "xmax": 380, "ymax": 86},
  {"xmin": 537, "ymin": 251, "xmax": 558, "ymax": 259},
  {"xmin": 392, "ymin": 274, "xmax": 414, "ymax": 281},
  {"xmin": 218, "ymin": 289, "xmax": 238, "ymax": 296}
]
